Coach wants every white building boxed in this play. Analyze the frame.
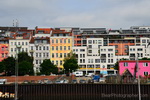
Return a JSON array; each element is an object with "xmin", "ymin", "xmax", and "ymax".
[
  {"xmin": 29, "ymin": 37, "xmax": 50, "ymax": 73},
  {"xmin": 9, "ymin": 32, "xmax": 32, "ymax": 57}
]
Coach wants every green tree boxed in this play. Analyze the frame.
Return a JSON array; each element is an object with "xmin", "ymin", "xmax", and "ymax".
[
  {"xmin": 0, "ymin": 62, "xmax": 5, "ymax": 73},
  {"xmin": 63, "ymin": 53, "xmax": 79, "ymax": 73},
  {"xmin": 139, "ymin": 57, "xmax": 150, "ymax": 60},
  {"xmin": 40, "ymin": 59, "xmax": 58, "ymax": 75},
  {"xmin": 18, "ymin": 61, "xmax": 34, "ymax": 76},
  {"xmin": 2, "ymin": 57, "xmax": 16, "ymax": 76},
  {"xmin": 114, "ymin": 61, "xmax": 119, "ymax": 70},
  {"xmin": 18, "ymin": 52, "xmax": 34, "ymax": 75}
]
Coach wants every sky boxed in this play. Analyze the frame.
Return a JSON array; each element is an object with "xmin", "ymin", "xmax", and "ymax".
[{"xmin": 0, "ymin": 0, "xmax": 150, "ymax": 29}]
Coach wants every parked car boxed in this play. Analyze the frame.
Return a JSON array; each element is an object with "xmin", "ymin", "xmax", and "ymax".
[
  {"xmin": 55, "ymin": 80, "xmax": 64, "ymax": 84},
  {"xmin": 71, "ymin": 80, "xmax": 77, "ymax": 84},
  {"xmin": 79, "ymin": 79, "xmax": 86, "ymax": 84},
  {"xmin": 99, "ymin": 78, "xmax": 106, "ymax": 83},
  {"xmin": 85, "ymin": 73, "xmax": 94, "ymax": 77},
  {"xmin": 63, "ymin": 79, "xmax": 69, "ymax": 83}
]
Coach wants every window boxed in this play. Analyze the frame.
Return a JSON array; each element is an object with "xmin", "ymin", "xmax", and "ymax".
[
  {"xmin": 88, "ymin": 50, "xmax": 92, "ymax": 53},
  {"xmin": 60, "ymin": 46, "xmax": 62, "ymax": 50},
  {"xmin": 80, "ymin": 59, "xmax": 82, "ymax": 63},
  {"xmin": 76, "ymin": 49, "xmax": 78, "ymax": 52},
  {"xmin": 47, "ymin": 46, "xmax": 49, "ymax": 50},
  {"xmin": 88, "ymin": 40, "xmax": 92, "ymax": 44},
  {"xmin": 52, "ymin": 46, "xmax": 54, "ymax": 50},
  {"xmin": 56, "ymin": 46, "xmax": 58, "ymax": 50},
  {"xmin": 83, "ymin": 54, "xmax": 85, "ymax": 58},
  {"xmin": 108, "ymin": 59, "xmax": 110, "ymax": 63},
  {"xmin": 98, "ymin": 40, "xmax": 101, "ymax": 44},
  {"xmin": 95, "ymin": 59, "xmax": 100, "ymax": 63},
  {"xmin": 108, "ymin": 49, "xmax": 113, "ymax": 51},
  {"xmin": 88, "ymin": 59, "xmax": 90, "ymax": 63},
  {"xmin": 11, "ymin": 42, "xmax": 13, "ymax": 45},
  {"xmin": 88, "ymin": 45, "xmax": 92, "ymax": 48},
  {"xmin": 56, "ymin": 39, "xmax": 58, "ymax": 43},
  {"xmin": 68, "ymin": 46, "xmax": 70, "ymax": 50},
  {"xmin": 39, "ymin": 53, "xmax": 41, "ymax": 57},
  {"xmin": 36, "ymin": 53, "xmax": 38, "ymax": 57},
  {"xmin": 2, "ymin": 47, "xmax": 4, "ymax": 51},
  {"xmin": 56, "ymin": 53, "xmax": 58, "ymax": 57},
  {"xmin": 64, "ymin": 39, "xmax": 66, "ymax": 43},
  {"xmin": 2, "ymin": 53, "xmax": 4, "ymax": 57},
  {"xmin": 60, "ymin": 53, "xmax": 62, "ymax": 58},
  {"xmin": 36, "ymin": 60, "xmax": 38, "ymax": 64},
  {"xmin": 47, "ymin": 53, "xmax": 49, "ymax": 57},
  {"xmin": 31, "ymin": 46, "xmax": 33, "ymax": 50},
  {"xmin": 80, "ymin": 54, "xmax": 82, "ymax": 58},
  {"xmin": 108, "ymin": 54, "xmax": 110, "ymax": 57},
  {"xmin": 142, "ymin": 40, "xmax": 146, "ymax": 43},
  {"xmin": 60, "ymin": 39, "xmax": 62, "ymax": 43},
  {"xmin": 144, "ymin": 72, "xmax": 148, "ymax": 76},
  {"xmin": 43, "ymin": 53, "xmax": 45, "ymax": 57},
  {"xmin": 52, "ymin": 53, "xmax": 54, "ymax": 57},
  {"xmin": 5, "ymin": 53, "xmax": 8, "ymax": 57},
  {"xmin": 124, "ymin": 62, "xmax": 128, "ymax": 66},
  {"xmin": 60, "ymin": 60, "xmax": 62, "ymax": 65},
  {"xmin": 80, "ymin": 49, "xmax": 85, "ymax": 52},
  {"xmin": 43, "ymin": 46, "xmax": 45, "ymax": 50},
  {"xmin": 115, "ymin": 45, "xmax": 118, "ymax": 48},
  {"xmin": 64, "ymin": 46, "xmax": 66, "ymax": 50},
  {"xmin": 64, "ymin": 53, "xmax": 66, "ymax": 57},
  {"xmin": 68, "ymin": 39, "xmax": 70, "ymax": 43},
  {"xmin": 111, "ymin": 59, "xmax": 113, "ymax": 63},
  {"xmin": 143, "ymin": 63, "xmax": 148, "ymax": 66},
  {"xmin": 56, "ymin": 61, "xmax": 58, "ymax": 65},
  {"xmin": 52, "ymin": 39, "xmax": 54, "ymax": 43},
  {"xmin": 83, "ymin": 59, "xmax": 85, "ymax": 63},
  {"xmin": 22, "ymin": 42, "xmax": 24, "ymax": 45},
  {"xmin": 124, "ymin": 45, "xmax": 128, "ymax": 48},
  {"xmin": 22, "ymin": 48, "xmax": 24, "ymax": 52},
  {"xmin": 138, "ymin": 48, "xmax": 143, "ymax": 51},
  {"xmin": 36, "ymin": 47, "xmax": 38, "ymax": 50},
  {"xmin": 18, "ymin": 42, "xmax": 20, "ymax": 45},
  {"xmin": 39, "ymin": 46, "xmax": 41, "ymax": 50},
  {"xmin": 26, "ymin": 42, "xmax": 28, "ymax": 45}
]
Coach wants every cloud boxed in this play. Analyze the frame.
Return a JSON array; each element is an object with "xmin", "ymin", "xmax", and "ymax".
[{"xmin": 0, "ymin": 0, "xmax": 150, "ymax": 29}]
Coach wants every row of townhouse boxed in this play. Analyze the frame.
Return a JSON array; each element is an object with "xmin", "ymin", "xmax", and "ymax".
[{"xmin": 0, "ymin": 26, "xmax": 150, "ymax": 75}]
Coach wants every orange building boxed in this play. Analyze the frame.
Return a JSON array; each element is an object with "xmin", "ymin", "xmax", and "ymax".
[
  {"xmin": 0, "ymin": 38, "xmax": 9, "ymax": 61},
  {"xmin": 109, "ymin": 39, "xmax": 135, "ymax": 55}
]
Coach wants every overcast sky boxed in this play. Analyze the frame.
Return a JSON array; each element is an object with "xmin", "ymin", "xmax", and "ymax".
[{"xmin": 0, "ymin": 0, "xmax": 150, "ymax": 29}]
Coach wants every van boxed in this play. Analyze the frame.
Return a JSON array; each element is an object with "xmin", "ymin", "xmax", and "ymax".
[
  {"xmin": 0, "ymin": 79, "xmax": 7, "ymax": 84},
  {"xmin": 73, "ymin": 71, "xmax": 83, "ymax": 77}
]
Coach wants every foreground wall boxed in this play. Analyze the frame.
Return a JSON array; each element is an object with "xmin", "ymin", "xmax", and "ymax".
[{"xmin": 0, "ymin": 84, "xmax": 150, "ymax": 100}]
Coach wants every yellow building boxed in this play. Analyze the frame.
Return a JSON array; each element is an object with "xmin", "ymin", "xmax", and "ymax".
[{"xmin": 50, "ymin": 29, "xmax": 73, "ymax": 70}]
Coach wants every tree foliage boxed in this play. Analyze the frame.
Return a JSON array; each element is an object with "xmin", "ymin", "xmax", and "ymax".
[
  {"xmin": 63, "ymin": 53, "xmax": 79, "ymax": 73},
  {"xmin": 40, "ymin": 59, "xmax": 58, "ymax": 75},
  {"xmin": 18, "ymin": 52, "xmax": 34, "ymax": 75},
  {"xmin": 2, "ymin": 57, "xmax": 16, "ymax": 76},
  {"xmin": 18, "ymin": 61, "xmax": 33, "ymax": 76}
]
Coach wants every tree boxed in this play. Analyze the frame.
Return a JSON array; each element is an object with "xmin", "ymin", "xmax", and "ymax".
[
  {"xmin": 139, "ymin": 57, "xmax": 150, "ymax": 60},
  {"xmin": 0, "ymin": 62, "xmax": 5, "ymax": 73},
  {"xmin": 18, "ymin": 52, "xmax": 34, "ymax": 75},
  {"xmin": 2, "ymin": 57, "xmax": 16, "ymax": 76},
  {"xmin": 114, "ymin": 61, "xmax": 119, "ymax": 70},
  {"xmin": 63, "ymin": 53, "xmax": 79, "ymax": 73},
  {"xmin": 40, "ymin": 59, "xmax": 58, "ymax": 75},
  {"xmin": 18, "ymin": 61, "xmax": 34, "ymax": 76}
]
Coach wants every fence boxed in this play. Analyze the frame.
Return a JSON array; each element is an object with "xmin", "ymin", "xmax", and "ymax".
[{"xmin": 0, "ymin": 84, "xmax": 150, "ymax": 100}]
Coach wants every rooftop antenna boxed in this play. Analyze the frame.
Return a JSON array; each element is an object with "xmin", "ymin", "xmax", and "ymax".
[{"xmin": 13, "ymin": 20, "xmax": 15, "ymax": 27}]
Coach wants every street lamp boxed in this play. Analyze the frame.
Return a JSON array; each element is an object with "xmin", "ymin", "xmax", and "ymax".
[{"xmin": 15, "ymin": 45, "xmax": 21, "ymax": 100}]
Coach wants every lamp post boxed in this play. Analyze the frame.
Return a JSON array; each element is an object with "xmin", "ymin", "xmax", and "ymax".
[{"xmin": 15, "ymin": 45, "xmax": 21, "ymax": 100}]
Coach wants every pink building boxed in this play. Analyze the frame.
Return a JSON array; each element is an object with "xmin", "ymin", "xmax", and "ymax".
[{"xmin": 119, "ymin": 60, "xmax": 150, "ymax": 77}]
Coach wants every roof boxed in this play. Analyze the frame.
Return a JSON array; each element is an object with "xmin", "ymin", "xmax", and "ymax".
[
  {"xmin": 9, "ymin": 31, "xmax": 33, "ymax": 39},
  {"xmin": 119, "ymin": 60, "xmax": 150, "ymax": 63},
  {"xmin": 29, "ymin": 37, "xmax": 50, "ymax": 43},
  {"xmin": 36, "ymin": 28, "xmax": 52, "ymax": 34}
]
